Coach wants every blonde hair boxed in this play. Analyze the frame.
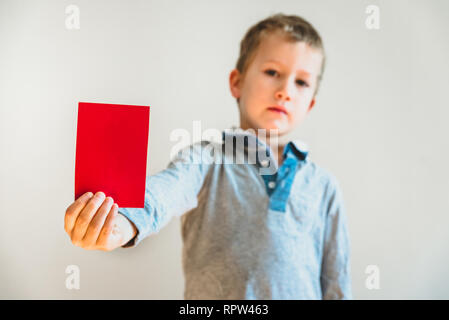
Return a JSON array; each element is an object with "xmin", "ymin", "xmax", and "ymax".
[{"xmin": 235, "ymin": 13, "xmax": 326, "ymax": 100}]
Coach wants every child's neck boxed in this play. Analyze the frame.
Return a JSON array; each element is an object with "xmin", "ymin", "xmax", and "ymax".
[
  {"xmin": 237, "ymin": 125, "xmax": 289, "ymax": 167},
  {"xmin": 255, "ymin": 132, "xmax": 288, "ymax": 168}
]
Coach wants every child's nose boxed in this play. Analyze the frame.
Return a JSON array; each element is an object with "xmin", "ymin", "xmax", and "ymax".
[
  {"xmin": 275, "ymin": 90, "xmax": 291, "ymax": 101},
  {"xmin": 275, "ymin": 80, "xmax": 293, "ymax": 101}
]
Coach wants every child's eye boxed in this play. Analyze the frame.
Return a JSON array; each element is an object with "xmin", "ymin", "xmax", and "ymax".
[
  {"xmin": 264, "ymin": 69, "xmax": 278, "ymax": 77},
  {"xmin": 296, "ymin": 79, "xmax": 309, "ymax": 87},
  {"xmin": 265, "ymin": 69, "xmax": 309, "ymax": 88}
]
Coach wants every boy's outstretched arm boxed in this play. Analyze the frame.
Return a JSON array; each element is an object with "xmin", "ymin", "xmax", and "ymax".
[
  {"xmin": 320, "ymin": 176, "xmax": 352, "ymax": 299},
  {"xmin": 118, "ymin": 141, "xmax": 214, "ymax": 248}
]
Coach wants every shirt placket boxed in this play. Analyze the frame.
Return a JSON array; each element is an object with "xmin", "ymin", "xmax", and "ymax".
[{"xmin": 260, "ymin": 148, "xmax": 299, "ymax": 212}]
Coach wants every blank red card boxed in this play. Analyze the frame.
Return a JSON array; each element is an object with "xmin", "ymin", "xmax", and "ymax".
[{"xmin": 75, "ymin": 102, "xmax": 150, "ymax": 208}]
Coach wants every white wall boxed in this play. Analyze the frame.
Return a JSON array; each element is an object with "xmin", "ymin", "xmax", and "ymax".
[{"xmin": 1, "ymin": 0, "xmax": 448, "ymax": 299}]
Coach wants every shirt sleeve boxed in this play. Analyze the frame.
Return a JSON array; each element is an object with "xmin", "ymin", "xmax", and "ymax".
[
  {"xmin": 118, "ymin": 141, "xmax": 215, "ymax": 248},
  {"xmin": 320, "ymin": 175, "xmax": 353, "ymax": 299}
]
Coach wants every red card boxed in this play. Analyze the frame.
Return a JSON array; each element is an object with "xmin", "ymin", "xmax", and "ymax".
[{"xmin": 75, "ymin": 102, "xmax": 150, "ymax": 208}]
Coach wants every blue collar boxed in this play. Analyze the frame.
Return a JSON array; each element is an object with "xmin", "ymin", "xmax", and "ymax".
[{"xmin": 221, "ymin": 128, "xmax": 309, "ymax": 167}]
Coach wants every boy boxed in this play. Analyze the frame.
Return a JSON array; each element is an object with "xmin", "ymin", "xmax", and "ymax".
[{"xmin": 64, "ymin": 13, "xmax": 352, "ymax": 299}]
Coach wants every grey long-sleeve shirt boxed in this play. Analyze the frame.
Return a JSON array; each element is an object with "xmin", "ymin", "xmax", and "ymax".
[{"xmin": 118, "ymin": 128, "xmax": 352, "ymax": 299}]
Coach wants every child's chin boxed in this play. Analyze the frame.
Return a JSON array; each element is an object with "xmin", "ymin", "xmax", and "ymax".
[{"xmin": 258, "ymin": 121, "xmax": 289, "ymax": 136}]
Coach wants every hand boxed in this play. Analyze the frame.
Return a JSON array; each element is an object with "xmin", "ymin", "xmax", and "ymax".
[{"xmin": 64, "ymin": 191, "xmax": 137, "ymax": 251}]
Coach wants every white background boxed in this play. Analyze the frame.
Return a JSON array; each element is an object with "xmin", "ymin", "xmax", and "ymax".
[{"xmin": 1, "ymin": 0, "xmax": 448, "ymax": 299}]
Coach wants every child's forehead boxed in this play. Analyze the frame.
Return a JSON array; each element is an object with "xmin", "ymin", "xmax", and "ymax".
[
  {"xmin": 257, "ymin": 33, "xmax": 318, "ymax": 59},
  {"xmin": 253, "ymin": 33, "xmax": 322, "ymax": 74}
]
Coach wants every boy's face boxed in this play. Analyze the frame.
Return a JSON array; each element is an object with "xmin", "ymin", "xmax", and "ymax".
[{"xmin": 230, "ymin": 32, "xmax": 323, "ymax": 136}]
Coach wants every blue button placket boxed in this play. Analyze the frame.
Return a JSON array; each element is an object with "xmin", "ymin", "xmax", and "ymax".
[
  {"xmin": 231, "ymin": 130, "xmax": 307, "ymax": 213},
  {"xmin": 260, "ymin": 143, "xmax": 302, "ymax": 212}
]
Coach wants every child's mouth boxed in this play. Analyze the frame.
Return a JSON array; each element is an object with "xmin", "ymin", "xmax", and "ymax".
[{"xmin": 267, "ymin": 106, "xmax": 288, "ymax": 115}]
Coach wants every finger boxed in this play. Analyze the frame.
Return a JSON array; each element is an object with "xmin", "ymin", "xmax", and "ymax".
[
  {"xmin": 96, "ymin": 203, "xmax": 119, "ymax": 250},
  {"xmin": 82, "ymin": 196, "xmax": 114, "ymax": 247},
  {"xmin": 71, "ymin": 191, "xmax": 106, "ymax": 243},
  {"xmin": 64, "ymin": 192, "xmax": 94, "ymax": 234}
]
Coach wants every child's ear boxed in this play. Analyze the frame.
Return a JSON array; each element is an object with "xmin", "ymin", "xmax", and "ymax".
[
  {"xmin": 307, "ymin": 97, "xmax": 316, "ymax": 113},
  {"xmin": 229, "ymin": 69, "xmax": 242, "ymax": 99}
]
